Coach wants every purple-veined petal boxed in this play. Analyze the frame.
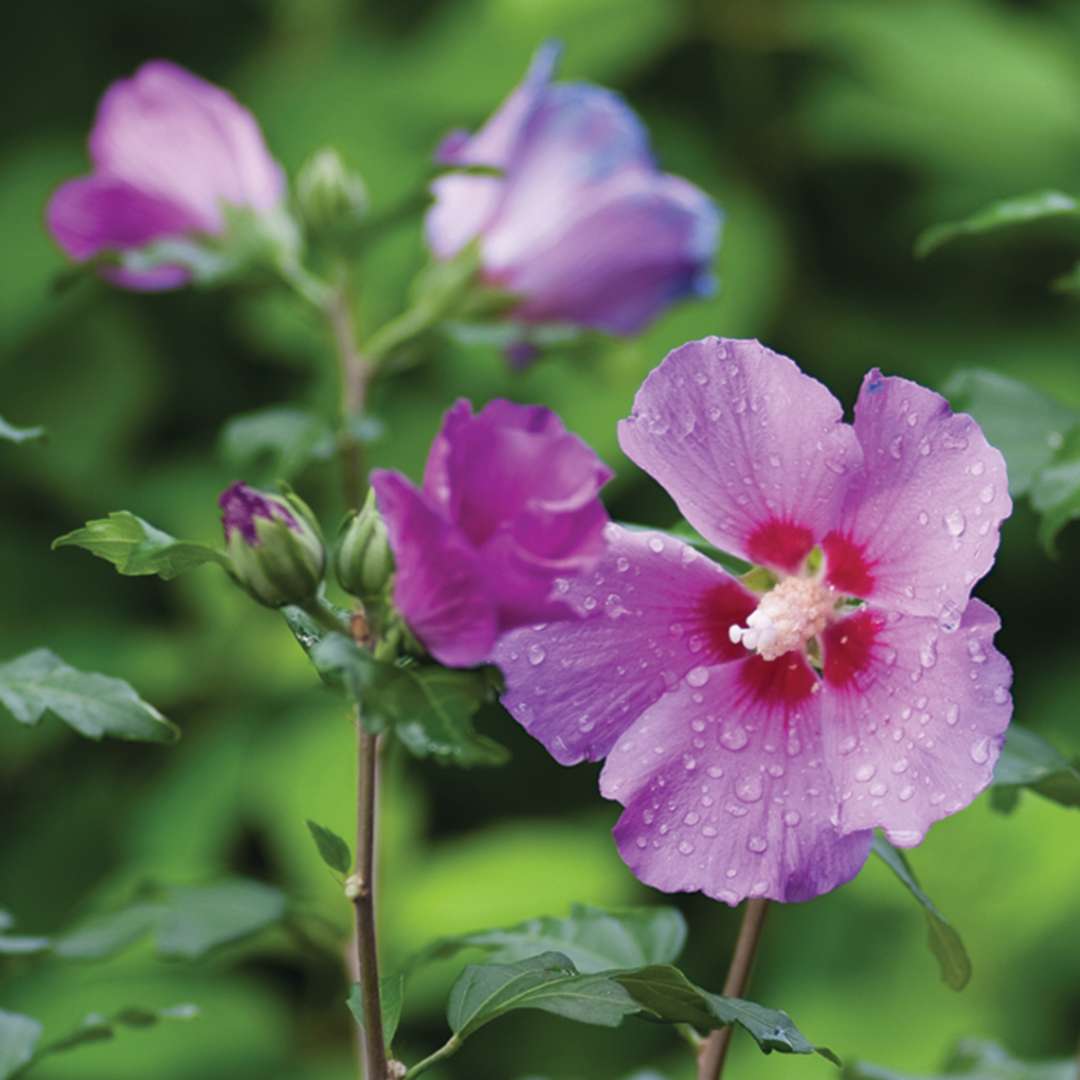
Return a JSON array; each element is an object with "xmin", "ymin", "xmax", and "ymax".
[
  {"xmin": 825, "ymin": 370, "xmax": 1011, "ymax": 622},
  {"xmin": 599, "ymin": 664, "xmax": 873, "ymax": 904},
  {"xmin": 820, "ymin": 600, "xmax": 1012, "ymax": 847},
  {"xmin": 495, "ymin": 525, "xmax": 757, "ymax": 765},
  {"xmin": 619, "ymin": 338, "xmax": 862, "ymax": 572},
  {"xmin": 371, "ymin": 470, "xmax": 497, "ymax": 668}
]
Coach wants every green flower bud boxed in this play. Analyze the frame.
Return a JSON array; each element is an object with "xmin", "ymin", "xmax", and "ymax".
[
  {"xmin": 334, "ymin": 488, "xmax": 394, "ymax": 601},
  {"xmin": 296, "ymin": 148, "xmax": 368, "ymax": 240},
  {"xmin": 219, "ymin": 482, "xmax": 325, "ymax": 608}
]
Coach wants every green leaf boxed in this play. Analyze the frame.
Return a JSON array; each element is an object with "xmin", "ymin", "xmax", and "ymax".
[
  {"xmin": 346, "ymin": 974, "xmax": 405, "ymax": 1047},
  {"xmin": 872, "ymin": 834, "xmax": 971, "ymax": 990},
  {"xmin": 218, "ymin": 406, "xmax": 335, "ymax": 479},
  {"xmin": 31, "ymin": 1005, "xmax": 198, "ymax": 1066},
  {"xmin": 154, "ymin": 879, "xmax": 287, "ymax": 959},
  {"xmin": 52, "ymin": 903, "xmax": 163, "ymax": 960},
  {"xmin": 916, "ymin": 190, "xmax": 1080, "ymax": 257},
  {"xmin": 309, "ymin": 633, "xmax": 508, "ymax": 767},
  {"xmin": 0, "ymin": 935, "xmax": 51, "ymax": 956},
  {"xmin": 0, "ymin": 416, "xmax": 44, "ymax": 445},
  {"xmin": 411, "ymin": 904, "xmax": 687, "ymax": 975},
  {"xmin": 991, "ymin": 725, "xmax": 1080, "ymax": 811},
  {"xmin": 0, "ymin": 1011, "xmax": 42, "ymax": 1080},
  {"xmin": 306, "ymin": 820, "xmax": 352, "ymax": 875},
  {"xmin": 941, "ymin": 370, "xmax": 1078, "ymax": 495},
  {"xmin": 618, "ymin": 521, "xmax": 752, "ymax": 576},
  {"xmin": 1031, "ymin": 423, "xmax": 1080, "ymax": 554},
  {"xmin": 0, "ymin": 649, "xmax": 177, "ymax": 743},
  {"xmin": 842, "ymin": 1036, "xmax": 1075, "ymax": 1079},
  {"xmin": 52, "ymin": 511, "xmax": 229, "ymax": 581}
]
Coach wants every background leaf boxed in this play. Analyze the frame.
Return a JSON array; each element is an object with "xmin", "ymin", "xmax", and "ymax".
[
  {"xmin": 0, "ymin": 1010, "xmax": 42, "ymax": 1080},
  {"xmin": 305, "ymin": 819, "xmax": 352, "ymax": 875},
  {"xmin": 0, "ymin": 416, "xmax": 44, "ymax": 445},
  {"xmin": 991, "ymin": 725, "xmax": 1080, "ymax": 811},
  {"xmin": 346, "ymin": 974, "xmax": 405, "ymax": 1048},
  {"xmin": 1031, "ymin": 424, "xmax": 1080, "ymax": 554},
  {"xmin": 218, "ymin": 406, "xmax": 335, "ymax": 480}
]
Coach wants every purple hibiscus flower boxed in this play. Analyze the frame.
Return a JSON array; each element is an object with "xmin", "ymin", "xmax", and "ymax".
[
  {"xmin": 47, "ymin": 60, "xmax": 285, "ymax": 290},
  {"xmin": 496, "ymin": 338, "xmax": 1013, "ymax": 905},
  {"xmin": 425, "ymin": 43, "xmax": 720, "ymax": 338},
  {"xmin": 371, "ymin": 399, "xmax": 612, "ymax": 668}
]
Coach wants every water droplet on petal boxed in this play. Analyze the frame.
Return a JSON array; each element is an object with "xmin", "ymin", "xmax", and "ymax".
[
  {"xmin": 735, "ymin": 774, "xmax": 764, "ymax": 803},
  {"xmin": 970, "ymin": 737, "xmax": 991, "ymax": 764},
  {"xmin": 527, "ymin": 644, "xmax": 546, "ymax": 666},
  {"xmin": 854, "ymin": 763, "xmax": 877, "ymax": 782},
  {"xmin": 747, "ymin": 836, "xmax": 768, "ymax": 854},
  {"xmin": 944, "ymin": 509, "xmax": 966, "ymax": 537},
  {"xmin": 686, "ymin": 666, "xmax": 710, "ymax": 688}
]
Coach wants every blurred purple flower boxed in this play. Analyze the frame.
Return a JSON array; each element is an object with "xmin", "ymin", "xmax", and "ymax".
[
  {"xmin": 371, "ymin": 399, "xmax": 611, "ymax": 668},
  {"xmin": 426, "ymin": 43, "xmax": 720, "ymax": 338},
  {"xmin": 497, "ymin": 337, "xmax": 1013, "ymax": 905},
  {"xmin": 47, "ymin": 60, "xmax": 285, "ymax": 290},
  {"xmin": 219, "ymin": 482, "xmax": 298, "ymax": 545}
]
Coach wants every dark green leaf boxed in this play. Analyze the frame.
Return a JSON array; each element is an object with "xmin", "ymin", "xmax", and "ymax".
[
  {"xmin": 346, "ymin": 974, "xmax": 405, "ymax": 1047},
  {"xmin": 992, "ymin": 726, "xmax": 1080, "ymax": 811},
  {"xmin": 941, "ymin": 370, "xmax": 1078, "ymax": 495},
  {"xmin": 916, "ymin": 190, "xmax": 1080, "ymax": 257},
  {"xmin": 842, "ymin": 1036, "xmax": 1075, "ymax": 1079},
  {"xmin": 154, "ymin": 879, "xmax": 287, "ymax": 959},
  {"xmin": 872, "ymin": 835, "xmax": 971, "ymax": 990},
  {"xmin": 1031, "ymin": 423, "xmax": 1080, "ymax": 554},
  {"xmin": 0, "ymin": 649, "xmax": 177, "ymax": 743},
  {"xmin": 52, "ymin": 511, "xmax": 229, "ymax": 581},
  {"xmin": 0, "ymin": 416, "xmax": 44, "ymax": 445},
  {"xmin": 218, "ymin": 406, "xmax": 335, "ymax": 479},
  {"xmin": 306, "ymin": 820, "xmax": 352, "ymax": 875},
  {"xmin": 0, "ymin": 1011, "xmax": 42, "ymax": 1080}
]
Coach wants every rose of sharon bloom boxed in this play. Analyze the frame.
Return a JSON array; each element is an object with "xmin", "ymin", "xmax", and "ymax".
[
  {"xmin": 496, "ymin": 338, "xmax": 1013, "ymax": 905},
  {"xmin": 371, "ymin": 399, "xmax": 612, "ymax": 668},
  {"xmin": 47, "ymin": 60, "xmax": 285, "ymax": 290},
  {"xmin": 425, "ymin": 42, "xmax": 719, "ymax": 338}
]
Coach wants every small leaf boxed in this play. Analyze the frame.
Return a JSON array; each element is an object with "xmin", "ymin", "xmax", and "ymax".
[
  {"xmin": 992, "ymin": 725, "xmax": 1080, "ymax": 811},
  {"xmin": 0, "ymin": 649, "xmax": 177, "ymax": 743},
  {"xmin": 1031, "ymin": 423, "xmax": 1080, "ymax": 554},
  {"xmin": 346, "ymin": 974, "xmax": 405, "ymax": 1047},
  {"xmin": 872, "ymin": 835, "xmax": 971, "ymax": 990},
  {"xmin": 0, "ymin": 416, "xmax": 44, "ymax": 445},
  {"xmin": 219, "ymin": 406, "xmax": 335, "ymax": 480},
  {"xmin": 306, "ymin": 820, "xmax": 352, "ymax": 875},
  {"xmin": 52, "ymin": 511, "xmax": 229, "ymax": 581},
  {"xmin": 0, "ymin": 1011, "xmax": 42, "ymax": 1080},
  {"xmin": 916, "ymin": 190, "xmax": 1080, "ymax": 257},
  {"xmin": 941, "ymin": 370, "xmax": 1078, "ymax": 496}
]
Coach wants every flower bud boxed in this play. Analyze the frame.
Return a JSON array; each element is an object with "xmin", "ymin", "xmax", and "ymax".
[
  {"xmin": 219, "ymin": 482, "xmax": 325, "ymax": 608},
  {"xmin": 297, "ymin": 148, "xmax": 368, "ymax": 240},
  {"xmin": 334, "ymin": 488, "xmax": 394, "ymax": 601}
]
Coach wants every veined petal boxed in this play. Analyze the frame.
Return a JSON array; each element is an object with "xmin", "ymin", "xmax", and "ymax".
[
  {"xmin": 820, "ymin": 600, "xmax": 1012, "ymax": 846},
  {"xmin": 495, "ymin": 526, "xmax": 756, "ymax": 765},
  {"xmin": 825, "ymin": 370, "xmax": 1011, "ymax": 621},
  {"xmin": 619, "ymin": 338, "xmax": 862, "ymax": 571},
  {"xmin": 599, "ymin": 664, "xmax": 873, "ymax": 905}
]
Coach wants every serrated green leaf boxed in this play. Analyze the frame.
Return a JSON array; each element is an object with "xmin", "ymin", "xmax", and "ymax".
[
  {"xmin": 991, "ymin": 725, "xmax": 1080, "ymax": 811},
  {"xmin": 0, "ymin": 416, "xmax": 44, "ymax": 445},
  {"xmin": 346, "ymin": 974, "xmax": 405, "ymax": 1048},
  {"xmin": 0, "ymin": 1011, "xmax": 42, "ymax": 1080},
  {"xmin": 1031, "ymin": 423, "xmax": 1080, "ymax": 554},
  {"xmin": 872, "ymin": 834, "xmax": 971, "ymax": 990},
  {"xmin": 154, "ymin": 879, "xmax": 287, "ymax": 959},
  {"xmin": 916, "ymin": 190, "xmax": 1080, "ymax": 257},
  {"xmin": 941, "ymin": 370, "xmax": 1078, "ymax": 495},
  {"xmin": 0, "ymin": 649, "xmax": 177, "ymax": 743},
  {"xmin": 306, "ymin": 820, "xmax": 352, "ymax": 875},
  {"xmin": 843, "ymin": 1036, "xmax": 1075, "ymax": 1079},
  {"xmin": 52, "ymin": 511, "xmax": 229, "ymax": 581},
  {"xmin": 218, "ymin": 406, "xmax": 335, "ymax": 479}
]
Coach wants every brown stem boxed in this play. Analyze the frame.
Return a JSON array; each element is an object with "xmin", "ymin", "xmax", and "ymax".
[
  {"xmin": 326, "ymin": 281, "xmax": 372, "ymax": 509},
  {"xmin": 696, "ymin": 899, "xmax": 770, "ymax": 1080}
]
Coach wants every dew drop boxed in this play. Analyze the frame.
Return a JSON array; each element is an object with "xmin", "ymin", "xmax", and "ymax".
[
  {"xmin": 783, "ymin": 810, "xmax": 801, "ymax": 827},
  {"xmin": 683, "ymin": 811, "xmax": 700, "ymax": 826},
  {"xmin": 648, "ymin": 537, "xmax": 665, "ymax": 554},
  {"xmin": 747, "ymin": 836, "xmax": 768, "ymax": 854},
  {"xmin": 978, "ymin": 484, "xmax": 995, "ymax": 504},
  {"xmin": 898, "ymin": 785, "xmax": 915, "ymax": 802},
  {"xmin": 869, "ymin": 781, "xmax": 888, "ymax": 797},
  {"xmin": 686, "ymin": 666, "xmax": 710, "ymax": 688},
  {"xmin": 944, "ymin": 509, "xmax": 966, "ymax": 537},
  {"xmin": 854, "ymin": 763, "xmax": 877, "ymax": 782},
  {"xmin": 735, "ymin": 774, "xmax": 764, "ymax": 803},
  {"xmin": 678, "ymin": 840, "xmax": 695, "ymax": 855},
  {"xmin": 838, "ymin": 735, "xmax": 858, "ymax": 755},
  {"xmin": 969, "ymin": 736, "xmax": 991, "ymax": 764},
  {"xmin": 721, "ymin": 725, "xmax": 749, "ymax": 751},
  {"xmin": 527, "ymin": 644, "xmax": 546, "ymax": 666}
]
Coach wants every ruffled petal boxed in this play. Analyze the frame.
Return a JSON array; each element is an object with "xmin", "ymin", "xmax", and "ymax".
[
  {"xmin": 825, "ymin": 370, "xmax": 1011, "ymax": 621},
  {"xmin": 820, "ymin": 600, "xmax": 1012, "ymax": 846},
  {"xmin": 599, "ymin": 664, "xmax": 873, "ymax": 904},
  {"xmin": 89, "ymin": 59, "xmax": 284, "ymax": 230},
  {"xmin": 495, "ymin": 526, "xmax": 757, "ymax": 765},
  {"xmin": 619, "ymin": 338, "xmax": 862, "ymax": 572},
  {"xmin": 371, "ymin": 470, "xmax": 497, "ymax": 668}
]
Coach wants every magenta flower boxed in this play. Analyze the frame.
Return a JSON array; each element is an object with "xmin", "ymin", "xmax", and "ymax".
[
  {"xmin": 47, "ymin": 60, "xmax": 285, "ymax": 290},
  {"xmin": 425, "ymin": 43, "xmax": 719, "ymax": 338},
  {"xmin": 371, "ymin": 399, "xmax": 611, "ymax": 668},
  {"xmin": 496, "ymin": 338, "xmax": 1013, "ymax": 905}
]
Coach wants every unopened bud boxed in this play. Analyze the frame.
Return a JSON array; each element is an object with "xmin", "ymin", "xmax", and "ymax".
[
  {"xmin": 334, "ymin": 488, "xmax": 394, "ymax": 601},
  {"xmin": 219, "ymin": 482, "xmax": 325, "ymax": 608},
  {"xmin": 297, "ymin": 148, "xmax": 368, "ymax": 239}
]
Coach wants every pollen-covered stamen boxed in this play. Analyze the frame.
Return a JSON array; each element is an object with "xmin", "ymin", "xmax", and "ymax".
[{"xmin": 728, "ymin": 575, "xmax": 836, "ymax": 662}]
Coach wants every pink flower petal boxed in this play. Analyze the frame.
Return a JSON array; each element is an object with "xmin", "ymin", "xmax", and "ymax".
[
  {"xmin": 820, "ymin": 600, "xmax": 1012, "ymax": 847},
  {"xmin": 619, "ymin": 338, "xmax": 862, "ymax": 572},
  {"xmin": 495, "ymin": 526, "xmax": 756, "ymax": 765},
  {"xmin": 826, "ymin": 371, "xmax": 1011, "ymax": 621},
  {"xmin": 599, "ymin": 665, "xmax": 873, "ymax": 904}
]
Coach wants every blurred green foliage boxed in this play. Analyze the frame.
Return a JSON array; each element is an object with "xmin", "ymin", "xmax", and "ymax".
[{"xmin": 3, "ymin": 1, "xmax": 1080, "ymax": 1077}]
